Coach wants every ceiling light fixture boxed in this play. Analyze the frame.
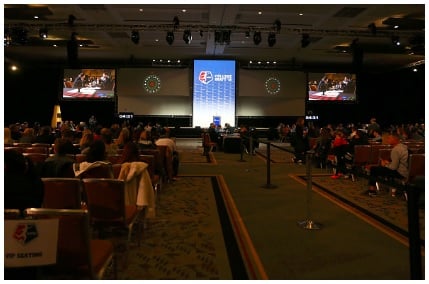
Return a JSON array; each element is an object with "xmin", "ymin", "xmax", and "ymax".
[
  {"xmin": 253, "ymin": 31, "xmax": 262, "ymax": 45},
  {"xmin": 39, "ymin": 28, "xmax": 48, "ymax": 39},
  {"xmin": 274, "ymin": 19, "xmax": 282, "ymax": 32},
  {"xmin": 183, "ymin": 30, "xmax": 192, "ymax": 44},
  {"xmin": 267, "ymin": 32, "xmax": 276, "ymax": 47},
  {"xmin": 368, "ymin": 23, "xmax": 376, "ymax": 35},
  {"xmin": 131, "ymin": 30, "xmax": 140, "ymax": 44},
  {"xmin": 173, "ymin": 16, "xmax": 180, "ymax": 30},
  {"xmin": 391, "ymin": 35, "xmax": 400, "ymax": 46},
  {"xmin": 166, "ymin": 31, "xmax": 174, "ymax": 45}
]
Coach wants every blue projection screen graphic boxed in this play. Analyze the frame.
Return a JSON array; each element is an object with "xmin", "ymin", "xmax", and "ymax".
[{"xmin": 192, "ymin": 60, "xmax": 236, "ymax": 127}]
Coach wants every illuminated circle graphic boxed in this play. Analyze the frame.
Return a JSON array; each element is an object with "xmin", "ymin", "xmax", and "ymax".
[
  {"xmin": 265, "ymin": 77, "xmax": 281, "ymax": 95},
  {"xmin": 144, "ymin": 75, "xmax": 161, "ymax": 94}
]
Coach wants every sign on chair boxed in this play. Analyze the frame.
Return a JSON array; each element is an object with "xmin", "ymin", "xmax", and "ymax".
[{"xmin": 4, "ymin": 219, "xmax": 59, "ymax": 267}]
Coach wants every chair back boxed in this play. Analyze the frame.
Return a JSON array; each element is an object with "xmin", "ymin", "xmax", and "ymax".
[
  {"xmin": 107, "ymin": 154, "xmax": 122, "ymax": 164},
  {"xmin": 24, "ymin": 147, "xmax": 49, "ymax": 154},
  {"xmin": 82, "ymin": 178, "xmax": 126, "ymax": 223},
  {"xmin": 23, "ymin": 208, "xmax": 94, "ymax": 277},
  {"xmin": 42, "ymin": 178, "xmax": 82, "ymax": 209},
  {"xmin": 78, "ymin": 163, "xmax": 114, "ymax": 179},
  {"xmin": 378, "ymin": 148, "xmax": 392, "ymax": 162},
  {"xmin": 24, "ymin": 208, "xmax": 115, "ymax": 279},
  {"xmin": 369, "ymin": 144, "xmax": 391, "ymax": 165},
  {"xmin": 5, "ymin": 209, "xmax": 21, "ymax": 219},
  {"xmin": 112, "ymin": 163, "xmax": 122, "ymax": 179},
  {"xmin": 408, "ymin": 154, "xmax": 425, "ymax": 183},
  {"xmin": 353, "ymin": 145, "xmax": 371, "ymax": 165}
]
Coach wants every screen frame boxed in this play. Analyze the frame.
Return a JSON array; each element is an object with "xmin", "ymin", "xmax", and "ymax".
[
  {"xmin": 192, "ymin": 59, "xmax": 238, "ymax": 127},
  {"xmin": 306, "ymin": 72, "xmax": 358, "ymax": 104},
  {"xmin": 60, "ymin": 68, "xmax": 117, "ymax": 101}
]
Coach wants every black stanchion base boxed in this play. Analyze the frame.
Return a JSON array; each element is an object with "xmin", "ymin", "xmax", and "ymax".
[
  {"xmin": 297, "ymin": 219, "xmax": 322, "ymax": 230},
  {"xmin": 261, "ymin": 184, "xmax": 277, "ymax": 189}
]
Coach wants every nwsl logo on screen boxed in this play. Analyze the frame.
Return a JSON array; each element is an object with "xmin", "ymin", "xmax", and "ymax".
[
  {"xmin": 13, "ymin": 223, "xmax": 38, "ymax": 245},
  {"xmin": 198, "ymin": 71, "xmax": 213, "ymax": 85}
]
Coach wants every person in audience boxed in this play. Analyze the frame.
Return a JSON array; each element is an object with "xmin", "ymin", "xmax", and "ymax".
[
  {"xmin": 41, "ymin": 138, "xmax": 75, "ymax": 177},
  {"xmin": 291, "ymin": 117, "xmax": 309, "ymax": 163},
  {"xmin": 115, "ymin": 127, "xmax": 131, "ymax": 149},
  {"xmin": 4, "ymin": 127, "xmax": 14, "ymax": 145},
  {"xmin": 18, "ymin": 127, "xmax": 36, "ymax": 143},
  {"xmin": 367, "ymin": 117, "xmax": 381, "ymax": 139},
  {"xmin": 9, "ymin": 123, "xmax": 22, "ymax": 141},
  {"xmin": 118, "ymin": 141, "xmax": 141, "ymax": 164},
  {"xmin": 330, "ymin": 129, "xmax": 349, "ymax": 178},
  {"xmin": 138, "ymin": 130, "xmax": 156, "ymax": 150},
  {"xmin": 73, "ymin": 140, "xmax": 113, "ymax": 178},
  {"xmin": 369, "ymin": 129, "xmax": 383, "ymax": 143},
  {"xmin": 4, "ymin": 149, "xmax": 44, "ymax": 211},
  {"xmin": 60, "ymin": 129, "xmax": 80, "ymax": 154},
  {"xmin": 79, "ymin": 131, "xmax": 94, "ymax": 154},
  {"xmin": 155, "ymin": 127, "xmax": 179, "ymax": 179},
  {"xmin": 100, "ymin": 127, "xmax": 118, "ymax": 155},
  {"xmin": 367, "ymin": 133, "xmax": 408, "ymax": 196},
  {"xmin": 34, "ymin": 125, "xmax": 55, "ymax": 144},
  {"xmin": 313, "ymin": 127, "xmax": 332, "ymax": 168}
]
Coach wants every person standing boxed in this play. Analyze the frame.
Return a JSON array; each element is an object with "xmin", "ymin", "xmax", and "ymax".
[{"xmin": 292, "ymin": 117, "xmax": 309, "ymax": 163}]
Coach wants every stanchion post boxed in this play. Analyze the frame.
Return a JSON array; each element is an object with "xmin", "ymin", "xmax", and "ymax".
[
  {"xmin": 297, "ymin": 150, "xmax": 322, "ymax": 230},
  {"xmin": 238, "ymin": 136, "xmax": 245, "ymax": 162},
  {"xmin": 261, "ymin": 142, "xmax": 277, "ymax": 189}
]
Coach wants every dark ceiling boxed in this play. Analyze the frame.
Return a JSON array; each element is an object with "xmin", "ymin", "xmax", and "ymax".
[{"xmin": 4, "ymin": 4, "xmax": 425, "ymax": 71}]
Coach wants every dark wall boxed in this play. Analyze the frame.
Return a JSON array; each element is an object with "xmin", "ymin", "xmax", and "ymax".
[{"xmin": 4, "ymin": 63, "xmax": 424, "ymax": 129}]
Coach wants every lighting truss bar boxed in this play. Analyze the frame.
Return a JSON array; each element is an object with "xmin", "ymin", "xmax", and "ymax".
[{"xmin": 4, "ymin": 23, "xmax": 424, "ymax": 39}]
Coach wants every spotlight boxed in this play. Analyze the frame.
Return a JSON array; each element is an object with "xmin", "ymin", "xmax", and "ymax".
[
  {"xmin": 267, "ymin": 32, "xmax": 276, "ymax": 47},
  {"xmin": 39, "ymin": 28, "xmax": 48, "ymax": 39},
  {"xmin": 173, "ymin": 16, "xmax": 180, "ymax": 30},
  {"xmin": 166, "ymin": 31, "xmax": 174, "ymax": 45},
  {"xmin": 368, "ymin": 23, "xmax": 376, "ymax": 35},
  {"xmin": 274, "ymin": 19, "xmax": 282, "ymax": 32},
  {"xmin": 391, "ymin": 36, "xmax": 400, "ymax": 46},
  {"xmin": 253, "ymin": 31, "xmax": 262, "ymax": 45},
  {"xmin": 301, "ymin": 33, "xmax": 310, "ymax": 48},
  {"xmin": 183, "ymin": 30, "xmax": 192, "ymax": 44},
  {"xmin": 131, "ymin": 30, "xmax": 140, "ymax": 44},
  {"xmin": 68, "ymin": 14, "xmax": 76, "ymax": 27}
]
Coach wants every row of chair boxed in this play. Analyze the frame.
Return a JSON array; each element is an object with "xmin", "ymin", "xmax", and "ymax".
[{"xmin": 41, "ymin": 177, "xmax": 143, "ymax": 246}]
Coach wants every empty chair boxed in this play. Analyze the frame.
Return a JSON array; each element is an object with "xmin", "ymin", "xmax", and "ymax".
[
  {"xmin": 82, "ymin": 178, "xmax": 143, "ymax": 247},
  {"xmin": 24, "ymin": 208, "xmax": 116, "ymax": 279},
  {"xmin": 41, "ymin": 178, "xmax": 83, "ymax": 209}
]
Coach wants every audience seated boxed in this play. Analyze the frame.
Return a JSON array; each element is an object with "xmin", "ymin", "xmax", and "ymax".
[
  {"xmin": 73, "ymin": 140, "xmax": 113, "ymax": 178},
  {"xmin": 4, "ymin": 149, "xmax": 44, "ymax": 211},
  {"xmin": 367, "ymin": 133, "xmax": 408, "ymax": 196},
  {"xmin": 41, "ymin": 138, "xmax": 75, "ymax": 177}
]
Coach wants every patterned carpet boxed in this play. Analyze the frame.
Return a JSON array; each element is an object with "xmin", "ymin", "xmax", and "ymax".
[
  {"xmin": 178, "ymin": 148, "xmax": 216, "ymax": 164},
  {"xmin": 295, "ymin": 174, "xmax": 425, "ymax": 243},
  {"xmin": 104, "ymin": 176, "xmax": 249, "ymax": 280}
]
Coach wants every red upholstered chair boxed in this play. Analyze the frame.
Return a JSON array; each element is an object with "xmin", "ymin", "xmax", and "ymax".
[
  {"xmin": 24, "ymin": 208, "xmax": 116, "ymax": 279},
  {"xmin": 42, "ymin": 178, "xmax": 83, "ymax": 209},
  {"xmin": 82, "ymin": 178, "xmax": 143, "ymax": 247}
]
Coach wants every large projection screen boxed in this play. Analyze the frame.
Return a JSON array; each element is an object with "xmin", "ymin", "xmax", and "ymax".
[
  {"xmin": 117, "ymin": 68, "xmax": 191, "ymax": 115},
  {"xmin": 237, "ymin": 69, "xmax": 306, "ymax": 116},
  {"xmin": 193, "ymin": 60, "xmax": 236, "ymax": 127}
]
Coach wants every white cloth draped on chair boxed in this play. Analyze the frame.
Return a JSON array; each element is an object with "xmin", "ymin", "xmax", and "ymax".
[{"xmin": 118, "ymin": 161, "xmax": 156, "ymax": 218}]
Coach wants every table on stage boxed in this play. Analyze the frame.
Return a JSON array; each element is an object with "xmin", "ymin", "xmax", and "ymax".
[{"xmin": 222, "ymin": 135, "xmax": 242, "ymax": 153}]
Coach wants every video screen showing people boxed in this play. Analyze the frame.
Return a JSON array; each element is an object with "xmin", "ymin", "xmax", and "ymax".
[
  {"xmin": 308, "ymin": 73, "xmax": 356, "ymax": 101},
  {"xmin": 62, "ymin": 69, "xmax": 115, "ymax": 99}
]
